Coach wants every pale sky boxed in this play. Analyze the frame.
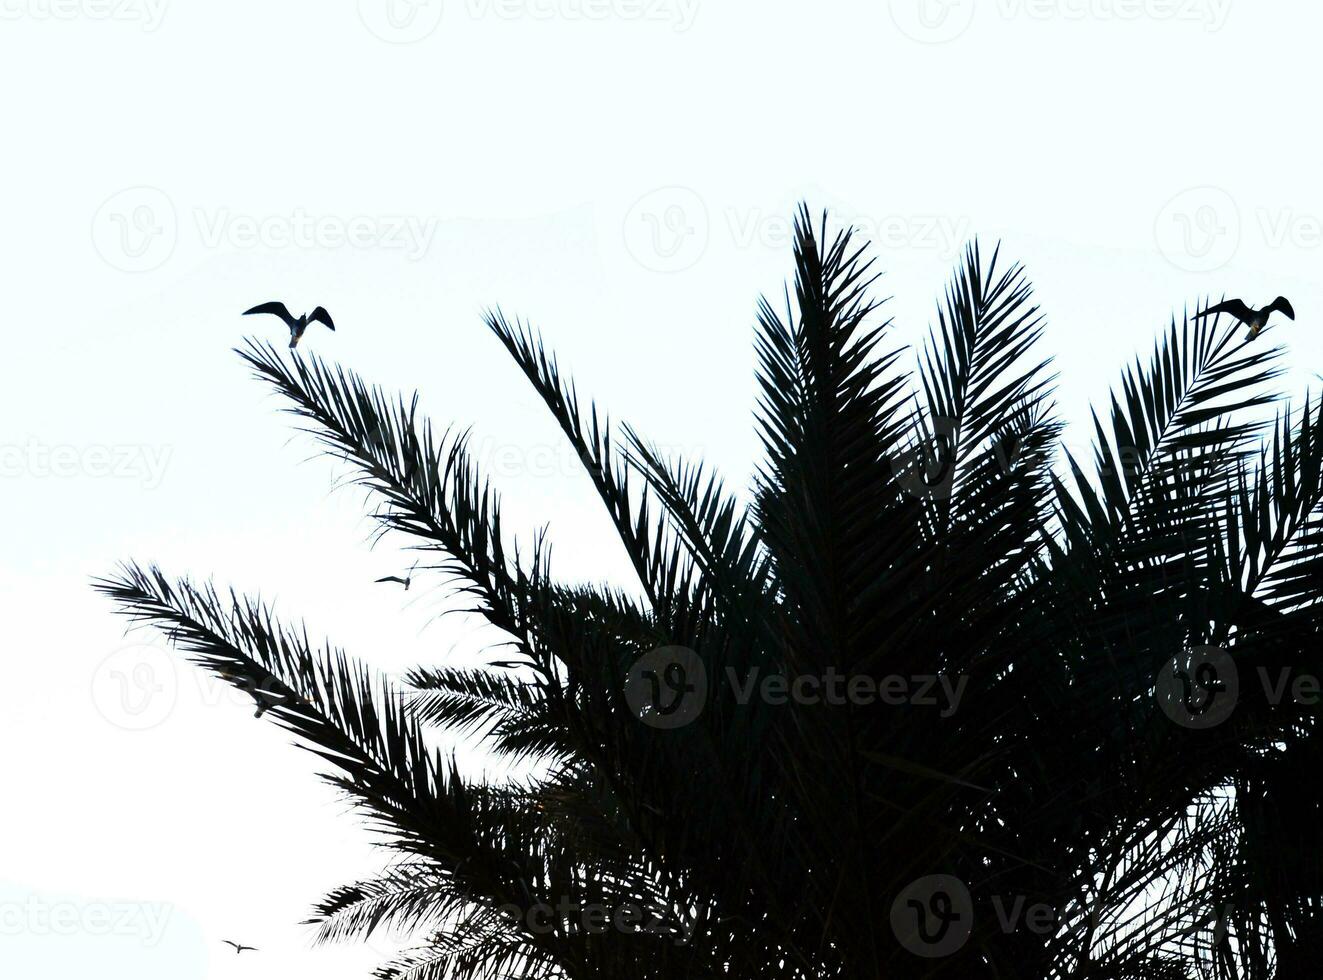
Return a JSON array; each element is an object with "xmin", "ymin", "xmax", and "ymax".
[{"xmin": 4, "ymin": 1, "xmax": 1323, "ymax": 977}]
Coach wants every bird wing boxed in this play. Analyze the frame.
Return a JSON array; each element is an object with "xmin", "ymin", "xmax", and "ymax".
[
  {"xmin": 1197, "ymin": 299, "xmax": 1254, "ymax": 323},
  {"xmin": 375, "ymin": 575, "xmax": 406, "ymax": 585},
  {"xmin": 309, "ymin": 306, "xmax": 336, "ymax": 331},
  {"xmin": 1270, "ymin": 296, "xmax": 1296, "ymax": 320},
  {"xmin": 223, "ymin": 940, "xmax": 241, "ymax": 951},
  {"xmin": 239, "ymin": 946, "xmax": 258, "ymax": 953},
  {"xmin": 243, "ymin": 302, "xmax": 297, "ymax": 329}
]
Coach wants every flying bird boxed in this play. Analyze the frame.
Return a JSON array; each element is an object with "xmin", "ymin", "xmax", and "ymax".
[
  {"xmin": 376, "ymin": 560, "xmax": 419, "ymax": 591},
  {"xmin": 243, "ymin": 302, "xmax": 336, "ymax": 349},
  {"xmin": 1195, "ymin": 297, "xmax": 1295, "ymax": 339},
  {"xmin": 223, "ymin": 940, "xmax": 259, "ymax": 954}
]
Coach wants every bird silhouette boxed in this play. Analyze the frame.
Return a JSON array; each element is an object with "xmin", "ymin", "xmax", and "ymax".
[
  {"xmin": 223, "ymin": 940, "xmax": 258, "ymax": 954},
  {"xmin": 1195, "ymin": 297, "xmax": 1294, "ymax": 339},
  {"xmin": 376, "ymin": 560, "xmax": 419, "ymax": 591},
  {"xmin": 250, "ymin": 688, "xmax": 289, "ymax": 719},
  {"xmin": 243, "ymin": 302, "xmax": 336, "ymax": 349}
]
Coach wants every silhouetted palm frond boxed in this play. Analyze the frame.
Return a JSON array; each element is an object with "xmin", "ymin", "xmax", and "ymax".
[{"xmin": 99, "ymin": 207, "xmax": 1323, "ymax": 979}]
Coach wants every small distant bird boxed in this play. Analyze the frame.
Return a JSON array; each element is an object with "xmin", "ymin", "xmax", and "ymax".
[
  {"xmin": 250, "ymin": 688, "xmax": 289, "ymax": 719},
  {"xmin": 243, "ymin": 302, "xmax": 336, "ymax": 349},
  {"xmin": 223, "ymin": 940, "xmax": 258, "ymax": 954},
  {"xmin": 1195, "ymin": 297, "xmax": 1295, "ymax": 339},
  {"xmin": 376, "ymin": 560, "xmax": 419, "ymax": 591}
]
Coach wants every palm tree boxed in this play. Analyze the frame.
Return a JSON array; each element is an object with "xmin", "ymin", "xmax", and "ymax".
[{"xmin": 99, "ymin": 208, "xmax": 1323, "ymax": 979}]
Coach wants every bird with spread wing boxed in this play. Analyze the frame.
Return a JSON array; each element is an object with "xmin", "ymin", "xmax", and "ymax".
[
  {"xmin": 223, "ymin": 940, "xmax": 258, "ymax": 954},
  {"xmin": 375, "ymin": 559, "xmax": 419, "ymax": 591},
  {"xmin": 1194, "ymin": 296, "xmax": 1295, "ymax": 339},
  {"xmin": 243, "ymin": 302, "xmax": 336, "ymax": 349}
]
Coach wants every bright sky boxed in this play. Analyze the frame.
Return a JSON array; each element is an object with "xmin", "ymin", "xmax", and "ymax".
[{"xmin": 4, "ymin": 1, "xmax": 1323, "ymax": 977}]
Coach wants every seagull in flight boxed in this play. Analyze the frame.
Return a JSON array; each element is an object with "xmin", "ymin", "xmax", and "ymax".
[
  {"xmin": 376, "ymin": 560, "xmax": 419, "ymax": 591},
  {"xmin": 223, "ymin": 940, "xmax": 259, "ymax": 954},
  {"xmin": 1195, "ymin": 297, "xmax": 1295, "ymax": 339},
  {"xmin": 243, "ymin": 302, "xmax": 336, "ymax": 349}
]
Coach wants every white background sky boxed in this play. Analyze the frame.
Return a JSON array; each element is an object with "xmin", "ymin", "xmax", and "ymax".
[{"xmin": 3, "ymin": 1, "xmax": 1323, "ymax": 976}]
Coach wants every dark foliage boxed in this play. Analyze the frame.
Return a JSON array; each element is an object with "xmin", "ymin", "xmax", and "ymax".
[{"xmin": 99, "ymin": 208, "xmax": 1323, "ymax": 979}]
